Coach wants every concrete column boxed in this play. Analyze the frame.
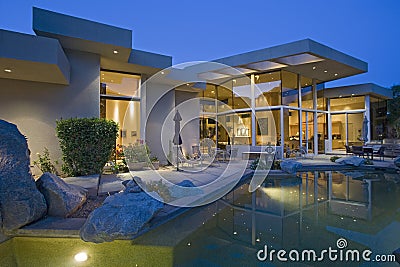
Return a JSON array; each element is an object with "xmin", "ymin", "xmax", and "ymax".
[
  {"xmin": 365, "ymin": 95, "xmax": 371, "ymax": 142},
  {"xmin": 327, "ymin": 98, "xmax": 332, "ymax": 152},
  {"xmin": 280, "ymin": 107, "xmax": 284, "ymax": 157},
  {"xmin": 312, "ymin": 79, "xmax": 318, "ymax": 155},
  {"xmin": 298, "ymin": 74, "xmax": 302, "ymax": 148},
  {"xmin": 251, "ymin": 74, "xmax": 256, "ymax": 146}
]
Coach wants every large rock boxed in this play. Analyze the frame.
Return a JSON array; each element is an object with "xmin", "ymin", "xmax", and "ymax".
[
  {"xmin": 169, "ymin": 179, "xmax": 203, "ymax": 198},
  {"xmin": 280, "ymin": 160, "xmax": 302, "ymax": 174},
  {"xmin": 36, "ymin": 173, "xmax": 88, "ymax": 217},
  {"xmin": 335, "ymin": 156, "xmax": 365, "ymax": 167},
  {"xmin": 80, "ymin": 187, "xmax": 163, "ymax": 243},
  {"xmin": 0, "ymin": 120, "xmax": 47, "ymax": 231}
]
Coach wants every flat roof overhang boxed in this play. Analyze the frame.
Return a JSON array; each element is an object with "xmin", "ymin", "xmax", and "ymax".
[
  {"xmin": 325, "ymin": 83, "xmax": 392, "ymax": 100},
  {"xmin": 0, "ymin": 29, "xmax": 70, "ymax": 84},
  {"xmin": 101, "ymin": 49, "xmax": 172, "ymax": 76},
  {"xmin": 209, "ymin": 39, "xmax": 368, "ymax": 83},
  {"xmin": 33, "ymin": 7, "xmax": 132, "ymax": 62}
]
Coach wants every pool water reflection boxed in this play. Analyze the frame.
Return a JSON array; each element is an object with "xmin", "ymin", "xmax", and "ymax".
[{"xmin": 175, "ymin": 171, "xmax": 400, "ymax": 266}]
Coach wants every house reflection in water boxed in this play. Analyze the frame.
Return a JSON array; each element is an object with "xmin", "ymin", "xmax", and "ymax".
[{"xmin": 217, "ymin": 171, "xmax": 399, "ymax": 249}]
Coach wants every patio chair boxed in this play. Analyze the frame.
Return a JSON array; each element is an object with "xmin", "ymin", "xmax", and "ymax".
[
  {"xmin": 373, "ymin": 146, "xmax": 385, "ymax": 161},
  {"xmin": 172, "ymin": 146, "xmax": 198, "ymax": 168},
  {"xmin": 345, "ymin": 145, "xmax": 353, "ymax": 155},
  {"xmin": 295, "ymin": 146, "xmax": 314, "ymax": 159},
  {"xmin": 352, "ymin": 146, "xmax": 364, "ymax": 157}
]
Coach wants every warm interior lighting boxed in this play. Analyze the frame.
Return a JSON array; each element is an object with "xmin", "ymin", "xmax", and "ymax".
[
  {"xmin": 4, "ymin": 69, "xmax": 12, "ymax": 73},
  {"xmin": 74, "ymin": 252, "xmax": 88, "ymax": 262}
]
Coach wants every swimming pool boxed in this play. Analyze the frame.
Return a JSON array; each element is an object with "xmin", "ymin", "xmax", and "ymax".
[
  {"xmin": 171, "ymin": 170, "xmax": 400, "ymax": 266},
  {"xmin": 1, "ymin": 170, "xmax": 399, "ymax": 266}
]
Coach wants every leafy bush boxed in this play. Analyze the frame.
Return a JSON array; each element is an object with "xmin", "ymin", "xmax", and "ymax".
[
  {"xmin": 249, "ymin": 158, "xmax": 280, "ymax": 170},
  {"xmin": 330, "ymin": 156, "xmax": 341, "ymax": 162},
  {"xmin": 33, "ymin": 147, "xmax": 59, "ymax": 175},
  {"xmin": 56, "ymin": 118, "xmax": 119, "ymax": 176}
]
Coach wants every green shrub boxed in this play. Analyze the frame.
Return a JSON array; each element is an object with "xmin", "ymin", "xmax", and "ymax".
[
  {"xmin": 33, "ymin": 147, "xmax": 59, "ymax": 175},
  {"xmin": 56, "ymin": 118, "xmax": 119, "ymax": 176},
  {"xmin": 330, "ymin": 156, "xmax": 341, "ymax": 162},
  {"xmin": 249, "ymin": 158, "xmax": 279, "ymax": 170}
]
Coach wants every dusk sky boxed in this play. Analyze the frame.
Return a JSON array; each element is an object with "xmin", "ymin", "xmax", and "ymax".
[{"xmin": 1, "ymin": 0, "xmax": 399, "ymax": 88}]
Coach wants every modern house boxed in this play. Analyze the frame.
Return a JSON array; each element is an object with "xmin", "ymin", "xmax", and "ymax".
[{"xmin": 0, "ymin": 7, "xmax": 392, "ymax": 166}]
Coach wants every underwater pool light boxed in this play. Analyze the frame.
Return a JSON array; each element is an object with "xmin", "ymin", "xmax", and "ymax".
[{"xmin": 74, "ymin": 252, "xmax": 88, "ymax": 262}]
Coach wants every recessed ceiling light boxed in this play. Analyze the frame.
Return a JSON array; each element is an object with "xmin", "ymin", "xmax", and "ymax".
[
  {"xmin": 186, "ymin": 83, "xmax": 190, "ymax": 86},
  {"xmin": 211, "ymin": 90, "xmax": 215, "ymax": 94},
  {"xmin": 312, "ymin": 66, "xmax": 316, "ymax": 70},
  {"xmin": 161, "ymin": 71, "xmax": 165, "ymax": 75},
  {"xmin": 351, "ymin": 93, "xmax": 355, "ymax": 96},
  {"xmin": 113, "ymin": 50, "xmax": 119, "ymax": 54},
  {"xmin": 339, "ymin": 95, "xmax": 342, "ymax": 98},
  {"xmin": 4, "ymin": 69, "xmax": 12, "ymax": 73},
  {"xmin": 324, "ymin": 70, "xmax": 328, "ymax": 73},
  {"xmin": 334, "ymin": 73, "xmax": 338, "ymax": 76}
]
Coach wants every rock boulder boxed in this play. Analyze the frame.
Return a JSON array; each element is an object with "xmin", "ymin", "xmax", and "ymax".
[
  {"xmin": 0, "ymin": 120, "xmax": 47, "ymax": 231},
  {"xmin": 280, "ymin": 160, "xmax": 303, "ymax": 174},
  {"xmin": 335, "ymin": 156, "xmax": 365, "ymax": 167},
  {"xmin": 36, "ymin": 172, "xmax": 88, "ymax": 217},
  {"xmin": 80, "ymin": 184, "xmax": 163, "ymax": 243}
]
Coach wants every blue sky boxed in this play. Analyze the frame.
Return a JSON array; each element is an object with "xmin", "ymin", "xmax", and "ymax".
[{"xmin": 1, "ymin": 0, "xmax": 399, "ymax": 88}]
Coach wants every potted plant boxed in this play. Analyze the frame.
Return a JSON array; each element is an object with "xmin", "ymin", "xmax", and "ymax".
[
  {"xmin": 123, "ymin": 140, "xmax": 150, "ymax": 171},
  {"xmin": 151, "ymin": 156, "xmax": 160, "ymax": 170}
]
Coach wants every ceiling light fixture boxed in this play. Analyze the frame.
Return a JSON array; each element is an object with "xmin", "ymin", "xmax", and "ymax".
[
  {"xmin": 113, "ymin": 50, "xmax": 119, "ymax": 54},
  {"xmin": 324, "ymin": 70, "xmax": 328, "ymax": 73},
  {"xmin": 161, "ymin": 71, "xmax": 165, "ymax": 75},
  {"xmin": 334, "ymin": 73, "xmax": 338, "ymax": 76},
  {"xmin": 312, "ymin": 66, "xmax": 316, "ymax": 70},
  {"xmin": 4, "ymin": 69, "xmax": 12, "ymax": 73}
]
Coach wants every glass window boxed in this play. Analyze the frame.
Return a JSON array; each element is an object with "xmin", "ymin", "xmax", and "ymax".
[
  {"xmin": 282, "ymin": 71, "xmax": 299, "ymax": 107},
  {"xmin": 233, "ymin": 112, "xmax": 252, "ymax": 145},
  {"xmin": 217, "ymin": 82, "xmax": 233, "ymax": 112},
  {"xmin": 232, "ymin": 76, "xmax": 252, "ymax": 109},
  {"xmin": 100, "ymin": 71, "xmax": 141, "ymax": 147},
  {"xmin": 100, "ymin": 99, "xmax": 140, "ymax": 146},
  {"xmin": 100, "ymin": 71, "xmax": 140, "ymax": 97},
  {"xmin": 331, "ymin": 114, "xmax": 346, "ymax": 149},
  {"xmin": 370, "ymin": 96, "xmax": 388, "ymax": 140},
  {"xmin": 330, "ymin": 96, "xmax": 365, "ymax": 111},
  {"xmin": 284, "ymin": 108, "xmax": 300, "ymax": 150},
  {"xmin": 201, "ymin": 84, "xmax": 217, "ymax": 113},
  {"xmin": 255, "ymin": 110, "xmax": 280, "ymax": 146},
  {"xmin": 255, "ymin": 71, "xmax": 281, "ymax": 107}
]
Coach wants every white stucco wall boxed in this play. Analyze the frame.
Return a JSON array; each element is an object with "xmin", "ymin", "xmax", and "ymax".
[
  {"xmin": 0, "ymin": 50, "xmax": 100, "ymax": 173},
  {"xmin": 175, "ymin": 90, "xmax": 200, "ymax": 156},
  {"xmin": 143, "ymin": 81, "xmax": 175, "ymax": 164}
]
